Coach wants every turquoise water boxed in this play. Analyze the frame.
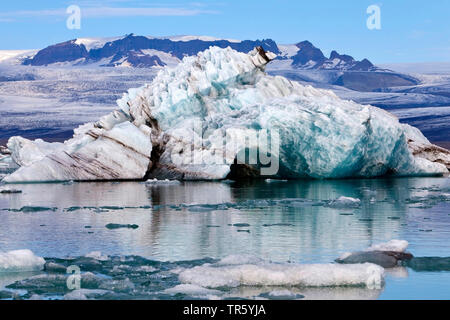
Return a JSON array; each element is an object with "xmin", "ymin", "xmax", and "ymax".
[{"xmin": 0, "ymin": 177, "xmax": 449, "ymax": 299}]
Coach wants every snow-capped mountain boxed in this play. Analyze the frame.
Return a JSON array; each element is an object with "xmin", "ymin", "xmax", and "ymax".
[
  {"xmin": 279, "ymin": 40, "xmax": 376, "ymax": 71},
  {"xmin": 12, "ymin": 34, "xmax": 375, "ymax": 72},
  {"xmin": 21, "ymin": 34, "xmax": 280, "ymax": 68},
  {"xmin": 0, "ymin": 49, "xmax": 38, "ymax": 65}
]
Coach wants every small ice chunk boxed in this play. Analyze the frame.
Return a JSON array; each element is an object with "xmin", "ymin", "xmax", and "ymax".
[
  {"xmin": 327, "ymin": 196, "xmax": 361, "ymax": 208},
  {"xmin": 164, "ymin": 284, "xmax": 221, "ymax": 296},
  {"xmin": 268, "ymin": 289, "xmax": 297, "ymax": 297},
  {"xmin": 64, "ymin": 289, "xmax": 109, "ymax": 300},
  {"xmin": 366, "ymin": 240, "xmax": 409, "ymax": 253},
  {"xmin": 0, "ymin": 249, "xmax": 45, "ymax": 273},
  {"xmin": 44, "ymin": 262, "xmax": 67, "ymax": 273},
  {"xmin": 260, "ymin": 289, "xmax": 304, "ymax": 300},
  {"xmin": 136, "ymin": 265, "xmax": 157, "ymax": 273},
  {"xmin": 99, "ymin": 278, "xmax": 135, "ymax": 292},
  {"xmin": 85, "ymin": 251, "xmax": 109, "ymax": 261}
]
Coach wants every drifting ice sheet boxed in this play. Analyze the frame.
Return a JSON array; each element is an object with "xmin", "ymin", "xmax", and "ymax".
[{"xmin": 178, "ymin": 259, "xmax": 384, "ymax": 289}]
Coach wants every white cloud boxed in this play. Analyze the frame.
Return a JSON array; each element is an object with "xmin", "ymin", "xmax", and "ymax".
[
  {"xmin": 0, "ymin": 6, "xmax": 218, "ymax": 20},
  {"xmin": 83, "ymin": 7, "xmax": 217, "ymax": 17}
]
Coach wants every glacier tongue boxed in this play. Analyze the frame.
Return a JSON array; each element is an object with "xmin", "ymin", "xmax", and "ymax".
[{"xmin": 2, "ymin": 46, "xmax": 449, "ymax": 183}]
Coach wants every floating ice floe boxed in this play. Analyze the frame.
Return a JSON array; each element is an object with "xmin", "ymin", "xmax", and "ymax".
[
  {"xmin": 2, "ymin": 46, "xmax": 449, "ymax": 182},
  {"xmin": 265, "ymin": 179, "xmax": 288, "ymax": 183},
  {"xmin": 178, "ymin": 255, "xmax": 384, "ymax": 289},
  {"xmin": 85, "ymin": 251, "xmax": 109, "ymax": 262},
  {"xmin": 64, "ymin": 289, "xmax": 109, "ymax": 300},
  {"xmin": 366, "ymin": 240, "xmax": 409, "ymax": 253},
  {"xmin": 336, "ymin": 240, "xmax": 413, "ymax": 268},
  {"xmin": 0, "ymin": 249, "xmax": 45, "ymax": 273},
  {"xmin": 164, "ymin": 284, "xmax": 221, "ymax": 296},
  {"xmin": 263, "ymin": 289, "xmax": 304, "ymax": 299},
  {"xmin": 326, "ymin": 196, "xmax": 361, "ymax": 208}
]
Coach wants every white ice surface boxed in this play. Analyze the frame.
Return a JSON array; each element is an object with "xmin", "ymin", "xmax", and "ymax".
[
  {"xmin": 328, "ymin": 196, "xmax": 361, "ymax": 208},
  {"xmin": 0, "ymin": 50, "xmax": 38, "ymax": 64},
  {"xmin": 179, "ymin": 259, "xmax": 384, "ymax": 289},
  {"xmin": 74, "ymin": 37, "xmax": 124, "ymax": 51},
  {"xmin": 164, "ymin": 284, "xmax": 221, "ymax": 296},
  {"xmin": 85, "ymin": 251, "xmax": 109, "ymax": 261},
  {"xmin": 277, "ymin": 44, "xmax": 299, "ymax": 58},
  {"xmin": 0, "ymin": 249, "xmax": 45, "ymax": 273},
  {"xmin": 366, "ymin": 240, "xmax": 409, "ymax": 253}
]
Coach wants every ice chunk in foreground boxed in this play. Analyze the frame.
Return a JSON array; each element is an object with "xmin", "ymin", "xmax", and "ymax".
[
  {"xmin": 0, "ymin": 249, "xmax": 45, "ymax": 273},
  {"xmin": 164, "ymin": 284, "xmax": 221, "ymax": 296},
  {"xmin": 3, "ymin": 46, "xmax": 449, "ymax": 182},
  {"xmin": 178, "ymin": 257, "xmax": 384, "ymax": 289}
]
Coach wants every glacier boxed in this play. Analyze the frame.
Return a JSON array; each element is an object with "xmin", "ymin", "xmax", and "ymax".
[{"xmin": 1, "ymin": 46, "xmax": 449, "ymax": 183}]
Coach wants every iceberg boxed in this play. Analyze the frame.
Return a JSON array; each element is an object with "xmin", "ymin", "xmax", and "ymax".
[{"xmin": 2, "ymin": 46, "xmax": 449, "ymax": 182}]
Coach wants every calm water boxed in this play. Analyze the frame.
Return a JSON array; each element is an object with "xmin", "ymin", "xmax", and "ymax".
[{"xmin": 0, "ymin": 177, "xmax": 449, "ymax": 300}]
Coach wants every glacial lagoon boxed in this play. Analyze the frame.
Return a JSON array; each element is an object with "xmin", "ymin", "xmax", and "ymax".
[{"xmin": 0, "ymin": 177, "xmax": 449, "ymax": 300}]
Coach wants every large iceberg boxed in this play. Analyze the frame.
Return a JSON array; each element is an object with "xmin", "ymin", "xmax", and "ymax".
[{"xmin": 1, "ymin": 46, "xmax": 449, "ymax": 182}]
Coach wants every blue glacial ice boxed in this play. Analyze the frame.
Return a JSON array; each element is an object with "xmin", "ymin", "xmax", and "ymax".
[{"xmin": 1, "ymin": 46, "xmax": 449, "ymax": 182}]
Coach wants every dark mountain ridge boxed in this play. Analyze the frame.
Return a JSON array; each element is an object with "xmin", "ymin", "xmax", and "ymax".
[
  {"xmin": 290, "ymin": 41, "xmax": 376, "ymax": 71},
  {"xmin": 24, "ymin": 34, "xmax": 280, "ymax": 67}
]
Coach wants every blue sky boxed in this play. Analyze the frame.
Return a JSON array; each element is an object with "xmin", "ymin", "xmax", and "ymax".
[{"xmin": 1, "ymin": 0, "xmax": 449, "ymax": 63}]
